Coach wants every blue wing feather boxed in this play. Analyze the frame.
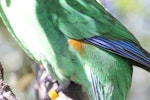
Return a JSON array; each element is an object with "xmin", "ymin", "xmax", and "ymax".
[{"xmin": 84, "ymin": 37, "xmax": 150, "ymax": 67}]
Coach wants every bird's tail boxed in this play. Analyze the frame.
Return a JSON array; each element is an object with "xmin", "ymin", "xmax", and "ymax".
[
  {"xmin": 84, "ymin": 65, "xmax": 101, "ymax": 100},
  {"xmin": 88, "ymin": 70, "xmax": 130, "ymax": 100},
  {"xmin": 88, "ymin": 70, "xmax": 118, "ymax": 100},
  {"xmin": 85, "ymin": 67, "xmax": 113, "ymax": 100},
  {"xmin": 90, "ymin": 71, "xmax": 101, "ymax": 100}
]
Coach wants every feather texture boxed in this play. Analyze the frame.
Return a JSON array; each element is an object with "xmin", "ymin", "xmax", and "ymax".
[
  {"xmin": 1, "ymin": 0, "xmax": 150, "ymax": 100},
  {"xmin": 84, "ymin": 37, "xmax": 150, "ymax": 68}
]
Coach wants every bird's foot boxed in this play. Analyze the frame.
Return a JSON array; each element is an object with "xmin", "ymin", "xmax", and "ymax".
[{"xmin": 48, "ymin": 83, "xmax": 69, "ymax": 100}]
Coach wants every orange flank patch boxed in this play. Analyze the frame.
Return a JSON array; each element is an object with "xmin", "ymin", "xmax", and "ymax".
[{"xmin": 68, "ymin": 39, "xmax": 84, "ymax": 55}]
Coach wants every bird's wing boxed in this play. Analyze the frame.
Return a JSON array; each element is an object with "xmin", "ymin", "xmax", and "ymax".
[
  {"xmin": 55, "ymin": 0, "xmax": 150, "ymax": 68},
  {"xmin": 57, "ymin": 0, "xmax": 138, "ymax": 43}
]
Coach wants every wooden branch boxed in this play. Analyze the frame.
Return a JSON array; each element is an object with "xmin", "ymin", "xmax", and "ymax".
[
  {"xmin": 0, "ymin": 62, "xmax": 88, "ymax": 100},
  {"xmin": 0, "ymin": 63, "xmax": 18, "ymax": 100}
]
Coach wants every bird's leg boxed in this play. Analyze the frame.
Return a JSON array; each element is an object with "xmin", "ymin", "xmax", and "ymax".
[{"xmin": 48, "ymin": 82, "xmax": 70, "ymax": 100}]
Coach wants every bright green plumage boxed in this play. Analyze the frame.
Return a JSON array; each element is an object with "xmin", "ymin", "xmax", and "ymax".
[
  {"xmin": 52, "ymin": 0, "xmax": 139, "ymax": 44},
  {"xmin": 1, "ymin": 0, "xmax": 150, "ymax": 100},
  {"xmin": 46, "ymin": 0, "xmax": 150, "ymax": 100},
  {"xmin": 82, "ymin": 44, "xmax": 132, "ymax": 100},
  {"xmin": 0, "ymin": 0, "xmax": 91, "ymax": 99}
]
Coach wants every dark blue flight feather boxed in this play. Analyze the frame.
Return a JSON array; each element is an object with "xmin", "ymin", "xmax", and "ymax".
[{"xmin": 84, "ymin": 37, "xmax": 150, "ymax": 68}]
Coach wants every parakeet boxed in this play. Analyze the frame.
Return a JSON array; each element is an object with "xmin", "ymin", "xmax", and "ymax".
[
  {"xmin": 46, "ymin": 0, "xmax": 150, "ymax": 100},
  {"xmin": 0, "ymin": 0, "xmax": 91, "ymax": 100},
  {"xmin": 1, "ymin": 0, "xmax": 150, "ymax": 100}
]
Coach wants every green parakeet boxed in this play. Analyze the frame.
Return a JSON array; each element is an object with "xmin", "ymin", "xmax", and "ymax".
[
  {"xmin": 0, "ymin": 0, "xmax": 91, "ymax": 99},
  {"xmin": 0, "ymin": 0, "xmax": 150, "ymax": 100},
  {"xmin": 46, "ymin": 0, "xmax": 150, "ymax": 100}
]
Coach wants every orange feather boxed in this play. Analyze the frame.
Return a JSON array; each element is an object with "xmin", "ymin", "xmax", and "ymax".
[{"xmin": 68, "ymin": 39, "xmax": 84, "ymax": 55}]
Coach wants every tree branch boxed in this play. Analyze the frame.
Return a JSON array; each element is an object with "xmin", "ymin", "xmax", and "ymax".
[{"xmin": 0, "ymin": 63, "xmax": 18, "ymax": 100}]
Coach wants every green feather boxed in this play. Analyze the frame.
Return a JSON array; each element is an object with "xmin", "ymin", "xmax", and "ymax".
[
  {"xmin": 44, "ymin": 0, "xmax": 137, "ymax": 100},
  {"xmin": 0, "ymin": 0, "xmax": 91, "ymax": 96},
  {"xmin": 0, "ymin": 0, "xmax": 139, "ymax": 100},
  {"xmin": 82, "ymin": 44, "xmax": 132, "ymax": 100},
  {"xmin": 50, "ymin": 0, "xmax": 139, "ymax": 45}
]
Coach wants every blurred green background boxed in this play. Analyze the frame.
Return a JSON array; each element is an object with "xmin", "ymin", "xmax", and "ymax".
[{"xmin": 0, "ymin": 0, "xmax": 150, "ymax": 100}]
